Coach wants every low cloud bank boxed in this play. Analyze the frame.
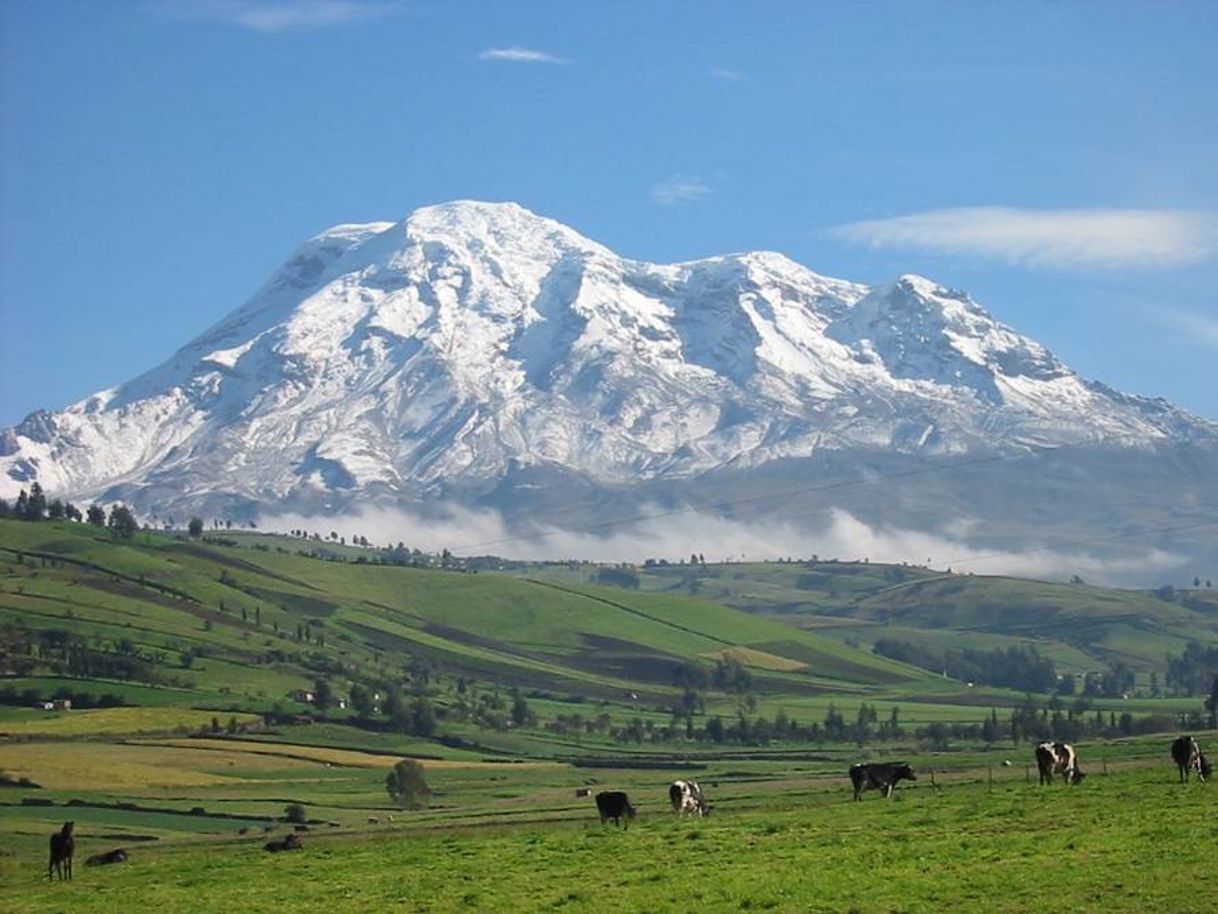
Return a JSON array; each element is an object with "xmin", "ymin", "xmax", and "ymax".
[{"xmin": 259, "ymin": 503, "xmax": 1184, "ymax": 586}]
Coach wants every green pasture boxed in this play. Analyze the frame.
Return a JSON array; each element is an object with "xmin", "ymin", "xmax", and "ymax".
[{"xmin": 3, "ymin": 746, "xmax": 1215, "ymax": 913}]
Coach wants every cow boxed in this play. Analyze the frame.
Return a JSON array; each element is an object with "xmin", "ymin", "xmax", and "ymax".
[
  {"xmin": 849, "ymin": 762, "xmax": 916, "ymax": 800},
  {"xmin": 1035, "ymin": 741, "xmax": 1085, "ymax": 785},
  {"xmin": 85, "ymin": 848, "xmax": 128, "ymax": 867},
  {"xmin": 668, "ymin": 779, "xmax": 709, "ymax": 817},
  {"xmin": 1171, "ymin": 735, "xmax": 1205, "ymax": 783},
  {"xmin": 574, "ymin": 787, "xmax": 592, "ymax": 798},
  {"xmin": 264, "ymin": 833, "xmax": 303, "ymax": 852},
  {"xmin": 1200, "ymin": 754, "xmax": 1213, "ymax": 782},
  {"xmin": 594, "ymin": 791, "xmax": 636, "ymax": 829}
]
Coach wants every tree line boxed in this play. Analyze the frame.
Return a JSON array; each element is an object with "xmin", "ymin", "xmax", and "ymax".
[{"xmin": 0, "ymin": 483, "xmax": 138, "ymax": 537}]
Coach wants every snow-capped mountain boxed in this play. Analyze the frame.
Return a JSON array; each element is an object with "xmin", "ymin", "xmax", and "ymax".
[{"xmin": 2, "ymin": 201, "xmax": 1215, "ymax": 570}]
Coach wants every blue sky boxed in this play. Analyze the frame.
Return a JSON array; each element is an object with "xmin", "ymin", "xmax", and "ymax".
[{"xmin": 2, "ymin": 0, "xmax": 1216, "ymax": 426}]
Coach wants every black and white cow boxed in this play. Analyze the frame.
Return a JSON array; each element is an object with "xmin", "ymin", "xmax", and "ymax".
[
  {"xmin": 594, "ymin": 791, "xmax": 636, "ymax": 829},
  {"xmin": 849, "ymin": 762, "xmax": 916, "ymax": 800},
  {"xmin": 1171, "ymin": 735, "xmax": 1205, "ymax": 783},
  {"xmin": 1035, "ymin": 741, "xmax": 1085, "ymax": 785},
  {"xmin": 668, "ymin": 779, "xmax": 709, "ymax": 817}
]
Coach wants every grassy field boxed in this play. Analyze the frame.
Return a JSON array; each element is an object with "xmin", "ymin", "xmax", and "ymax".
[
  {"xmin": 526, "ymin": 559, "xmax": 1218, "ymax": 682},
  {"xmin": 2, "ymin": 746, "xmax": 1214, "ymax": 913},
  {"xmin": 2, "ymin": 518, "xmax": 1216, "ymax": 909}
]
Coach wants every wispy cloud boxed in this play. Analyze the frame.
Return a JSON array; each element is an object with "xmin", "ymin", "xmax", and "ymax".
[
  {"xmin": 709, "ymin": 68, "xmax": 743, "ymax": 81},
  {"xmin": 163, "ymin": 1, "xmax": 395, "ymax": 32},
  {"xmin": 651, "ymin": 175, "xmax": 711, "ymax": 206},
  {"xmin": 830, "ymin": 207, "xmax": 1218, "ymax": 269},
  {"xmin": 1165, "ymin": 309, "xmax": 1218, "ymax": 349},
  {"xmin": 478, "ymin": 46, "xmax": 570, "ymax": 65}
]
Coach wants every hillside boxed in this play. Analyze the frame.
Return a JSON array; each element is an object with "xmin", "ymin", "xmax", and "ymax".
[
  {"xmin": 524, "ymin": 559, "xmax": 1218, "ymax": 685},
  {"xmin": 0, "ymin": 519, "xmax": 927, "ymax": 728}
]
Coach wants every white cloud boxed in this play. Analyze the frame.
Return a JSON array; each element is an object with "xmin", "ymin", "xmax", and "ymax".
[
  {"xmin": 259, "ymin": 503, "xmax": 1182, "ymax": 587},
  {"xmin": 709, "ymin": 68, "xmax": 743, "ymax": 81},
  {"xmin": 477, "ymin": 47, "xmax": 569, "ymax": 64},
  {"xmin": 830, "ymin": 207, "xmax": 1218, "ymax": 268},
  {"xmin": 164, "ymin": 1, "xmax": 394, "ymax": 32},
  {"xmin": 651, "ymin": 175, "xmax": 711, "ymax": 206},
  {"xmin": 1165, "ymin": 309, "xmax": 1218, "ymax": 349}
]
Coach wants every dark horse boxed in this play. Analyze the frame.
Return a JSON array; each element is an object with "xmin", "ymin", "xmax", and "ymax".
[{"xmin": 47, "ymin": 820, "xmax": 75, "ymax": 881}]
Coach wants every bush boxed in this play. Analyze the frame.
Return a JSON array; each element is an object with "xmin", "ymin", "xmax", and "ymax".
[
  {"xmin": 284, "ymin": 803, "xmax": 307, "ymax": 824},
  {"xmin": 385, "ymin": 760, "xmax": 431, "ymax": 810}
]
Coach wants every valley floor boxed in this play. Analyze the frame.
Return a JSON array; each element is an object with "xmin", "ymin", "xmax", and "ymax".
[{"xmin": 2, "ymin": 749, "xmax": 1215, "ymax": 913}]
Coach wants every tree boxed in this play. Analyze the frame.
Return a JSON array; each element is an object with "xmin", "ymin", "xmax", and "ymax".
[
  {"xmin": 284, "ymin": 803, "xmax": 307, "ymax": 824},
  {"xmin": 86, "ymin": 504, "xmax": 106, "ymax": 527},
  {"xmin": 410, "ymin": 697, "xmax": 437, "ymax": 736},
  {"xmin": 349, "ymin": 683, "xmax": 375, "ymax": 718},
  {"xmin": 25, "ymin": 483, "xmax": 47, "ymax": 520},
  {"xmin": 188, "ymin": 517, "xmax": 204, "ymax": 537},
  {"xmin": 312, "ymin": 678, "xmax": 333, "ymax": 710},
  {"xmin": 107, "ymin": 504, "xmax": 138, "ymax": 538},
  {"xmin": 385, "ymin": 759, "xmax": 431, "ymax": 809},
  {"xmin": 510, "ymin": 689, "xmax": 535, "ymax": 728},
  {"xmin": 1206, "ymin": 675, "xmax": 1218, "ymax": 730}
]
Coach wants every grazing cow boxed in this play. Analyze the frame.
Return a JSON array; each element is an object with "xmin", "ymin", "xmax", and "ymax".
[
  {"xmin": 86, "ymin": 848, "xmax": 128, "ymax": 867},
  {"xmin": 574, "ymin": 787, "xmax": 592, "ymax": 798},
  {"xmin": 1171, "ymin": 735, "xmax": 1205, "ymax": 783},
  {"xmin": 1200, "ymin": 754, "xmax": 1213, "ymax": 782},
  {"xmin": 1035, "ymin": 741, "xmax": 1085, "ymax": 785},
  {"xmin": 47, "ymin": 821, "xmax": 75, "ymax": 881},
  {"xmin": 668, "ymin": 779, "xmax": 709, "ymax": 817},
  {"xmin": 264, "ymin": 833, "xmax": 303, "ymax": 852},
  {"xmin": 849, "ymin": 762, "xmax": 916, "ymax": 800},
  {"xmin": 594, "ymin": 791, "xmax": 636, "ymax": 829}
]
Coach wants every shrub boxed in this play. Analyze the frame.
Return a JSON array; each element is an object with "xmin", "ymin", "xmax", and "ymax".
[
  {"xmin": 385, "ymin": 760, "xmax": 431, "ymax": 810},
  {"xmin": 284, "ymin": 803, "xmax": 308, "ymax": 824}
]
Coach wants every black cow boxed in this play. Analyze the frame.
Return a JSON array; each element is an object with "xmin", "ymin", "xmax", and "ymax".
[
  {"xmin": 849, "ymin": 762, "xmax": 916, "ymax": 800},
  {"xmin": 86, "ymin": 848, "xmax": 128, "ymax": 867},
  {"xmin": 1035, "ymin": 741, "xmax": 1085, "ymax": 785},
  {"xmin": 668, "ymin": 779, "xmax": 709, "ymax": 817},
  {"xmin": 594, "ymin": 790, "xmax": 636, "ymax": 829},
  {"xmin": 264, "ymin": 833, "xmax": 303, "ymax": 852},
  {"xmin": 1171, "ymin": 735, "xmax": 1205, "ymax": 783}
]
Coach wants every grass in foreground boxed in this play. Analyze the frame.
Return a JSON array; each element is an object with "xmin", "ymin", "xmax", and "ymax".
[{"xmin": 2, "ymin": 765, "xmax": 1214, "ymax": 913}]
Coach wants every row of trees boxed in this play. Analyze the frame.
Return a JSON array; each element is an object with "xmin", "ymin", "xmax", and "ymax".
[
  {"xmin": 871, "ymin": 640, "xmax": 1060, "ymax": 692},
  {"xmin": 0, "ymin": 484, "xmax": 138, "ymax": 537},
  {"xmin": 0, "ymin": 625, "xmax": 174, "ymax": 685},
  {"xmin": 1165, "ymin": 642, "xmax": 1218, "ymax": 696}
]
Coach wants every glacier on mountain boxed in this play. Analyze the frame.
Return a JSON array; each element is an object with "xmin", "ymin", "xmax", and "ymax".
[{"xmin": 1, "ymin": 201, "xmax": 1215, "ymax": 566}]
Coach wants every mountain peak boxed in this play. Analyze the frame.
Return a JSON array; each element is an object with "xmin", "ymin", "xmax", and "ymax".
[{"xmin": 1, "ymin": 201, "xmax": 1214, "ymax": 524}]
